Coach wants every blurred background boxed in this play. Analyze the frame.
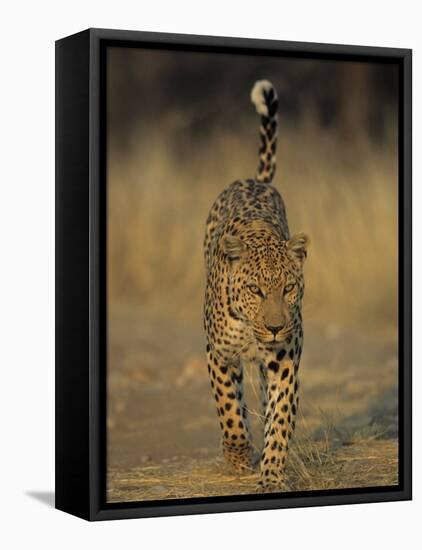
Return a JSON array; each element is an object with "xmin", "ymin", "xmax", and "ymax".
[{"xmin": 106, "ymin": 46, "xmax": 399, "ymax": 502}]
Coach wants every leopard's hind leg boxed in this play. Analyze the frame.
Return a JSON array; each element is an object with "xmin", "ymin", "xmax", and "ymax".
[{"xmin": 259, "ymin": 363, "xmax": 268, "ymax": 424}]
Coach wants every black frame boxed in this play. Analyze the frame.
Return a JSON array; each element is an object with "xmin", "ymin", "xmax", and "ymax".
[{"xmin": 55, "ymin": 28, "xmax": 412, "ymax": 521}]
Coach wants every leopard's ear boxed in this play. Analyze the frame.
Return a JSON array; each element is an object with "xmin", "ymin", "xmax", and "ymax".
[
  {"xmin": 287, "ymin": 233, "xmax": 309, "ymax": 266},
  {"xmin": 221, "ymin": 235, "xmax": 247, "ymax": 261}
]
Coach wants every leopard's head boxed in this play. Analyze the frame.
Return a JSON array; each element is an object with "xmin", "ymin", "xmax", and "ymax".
[{"xmin": 221, "ymin": 226, "xmax": 309, "ymax": 345}]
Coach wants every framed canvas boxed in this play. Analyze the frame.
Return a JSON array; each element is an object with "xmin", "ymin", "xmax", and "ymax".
[{"xmin": 55, "ymin": 28, "xmax": 412, "ymax": 521}]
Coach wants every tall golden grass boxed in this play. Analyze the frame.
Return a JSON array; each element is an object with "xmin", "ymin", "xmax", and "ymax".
[{"xmin": 107, "ymin": 111, "xmax": 398, "ymax": 329}]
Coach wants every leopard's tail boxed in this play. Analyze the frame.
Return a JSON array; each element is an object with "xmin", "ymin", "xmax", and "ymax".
[{"xmin": 250, "ymin": 80, "xmax": 278, "ymax": 184}]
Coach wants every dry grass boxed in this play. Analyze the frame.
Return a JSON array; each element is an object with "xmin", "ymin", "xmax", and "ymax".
[
  {"xmin": 106, "ymin": 308, "xmax": 398, "ymax": 503},
  {"xmin": 107, "ymin": 366, "xmax": 399, "ymax": 503},
  {"xmin": 107, "ymin": 434, "xmax": 398, "ymax": 503}
]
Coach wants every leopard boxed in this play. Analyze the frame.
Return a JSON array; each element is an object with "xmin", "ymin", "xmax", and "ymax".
[{"xmin": 203, "ymin": 80, "xmax": 309, "ymax": 492}]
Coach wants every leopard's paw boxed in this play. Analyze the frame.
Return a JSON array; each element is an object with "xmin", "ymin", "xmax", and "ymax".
[{"xmin": 256, "ymin": 475, "xmax": 287, "ymax": 493}]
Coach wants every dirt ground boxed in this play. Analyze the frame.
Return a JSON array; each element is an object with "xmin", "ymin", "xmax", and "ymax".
[{"xmin": 106, "ymin": 305, "xmax": 398, "ymax": 503}]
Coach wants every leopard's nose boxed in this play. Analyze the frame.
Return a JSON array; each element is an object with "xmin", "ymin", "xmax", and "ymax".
[{"xmin": 265, "ymin": 325, "xmax": 284, "ymax": 336}]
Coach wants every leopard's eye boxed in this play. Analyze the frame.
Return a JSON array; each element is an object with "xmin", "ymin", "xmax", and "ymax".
[
  {"xmin": 284, "ymin": 283, "xmax": 295, "ymax": 294},
  {"xmin": 248, "ymin": 283, "xmax": 263, "ymax": 296}
]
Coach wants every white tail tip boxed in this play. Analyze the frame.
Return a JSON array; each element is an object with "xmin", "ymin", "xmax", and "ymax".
[{"xmin": 251, "ymin": 80, "xmax": 276, "ymax": 117}]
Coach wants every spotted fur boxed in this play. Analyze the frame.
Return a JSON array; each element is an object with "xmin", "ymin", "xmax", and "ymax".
[{"xmin": 204, "ymin": 80, "xmax": 309, "ymax": 492}]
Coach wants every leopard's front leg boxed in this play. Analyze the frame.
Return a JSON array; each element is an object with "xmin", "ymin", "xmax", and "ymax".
[
  {"xmin": 257, "ymin": 345, "xmax": 300, "ymax": 492},
  {"xmin": 206, "ymin": 346, "xmax": 254, "ymax": 472}
]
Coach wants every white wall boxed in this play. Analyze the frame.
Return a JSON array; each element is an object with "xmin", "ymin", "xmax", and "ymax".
[{"xmin": 0, "ymin": 1, "xmax": 418, "ymax": 547}]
